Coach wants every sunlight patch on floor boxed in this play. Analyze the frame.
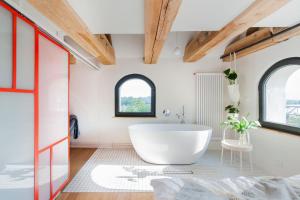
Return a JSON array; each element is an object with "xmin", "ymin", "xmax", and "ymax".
[
  {"xmin": 64, "ymin": 149, "xmax": 268, "ymax": 192},
  {"xmin": 91, "ymin": 165, "xmax": 168, "ymax": 190}
]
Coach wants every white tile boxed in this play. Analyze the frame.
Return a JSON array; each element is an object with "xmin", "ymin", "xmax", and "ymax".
[{"xmin": 64, "ymin": 149, "xmax": 268, "ymax": 192}]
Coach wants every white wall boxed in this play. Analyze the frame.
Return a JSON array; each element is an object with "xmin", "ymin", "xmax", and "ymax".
[
  {"xmin": 236, "ymin": 36, "xmax": 300, "ymax": 176},
  {"xmin": 69, "ymin": 32, "xmax": 227, "ymax": 148},
  {"xmin": 70, "ymin": 57, "xmax": 224, "ymax": 147}
]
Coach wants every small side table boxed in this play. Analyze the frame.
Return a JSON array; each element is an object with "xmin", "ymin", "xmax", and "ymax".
[{"xmin": 220, "ymin": 128, "xmax": 253, "ymax": 171}]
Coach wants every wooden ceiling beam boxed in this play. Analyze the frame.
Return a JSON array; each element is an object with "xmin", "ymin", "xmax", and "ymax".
[
  {"xmin": 224, "ymin": 27, "xmax": 273, "ymax": 55},
  {"xmin": 105, "ymin": 34, "xmax": 113, "ymax": 46},
  {"xmin": 69, "ymin": 54, "xmax": 76, "ymax": 64},
  {"xmin": 95, "ymin": 34, "xmax": 113, "ymax": 47},
  {"xmin": 28, "ymin": 0, "xmax": 115, "ymax": 65},
  {"xmin": 144, "ymin": 0, "xmax": 182, "ymax": 64},
  {"xmin": 183, "ymin": 0, "xmax": 290, "ymax": 62},
  {"xmin": 221, "ymin": 24, "xmax": 300, "ymax": 62}
]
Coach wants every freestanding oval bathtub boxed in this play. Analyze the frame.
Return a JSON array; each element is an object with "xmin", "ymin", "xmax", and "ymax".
[{"xmin": 128, "ymin": 124, "xmax": 212, "ymax": 164}]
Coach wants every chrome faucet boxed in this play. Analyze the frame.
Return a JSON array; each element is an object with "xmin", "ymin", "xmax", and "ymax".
[{"xmin": 176, "ymin": 105, "xmax": 185, "ymax": 124}]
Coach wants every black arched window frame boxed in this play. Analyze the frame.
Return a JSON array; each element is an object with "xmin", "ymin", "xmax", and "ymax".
[
  {"xmin": 115, "ymin": 74, "xmax": 156, "ymax": 117},
  {"xmin": 258, "ymin": 57, "xmax": 300, "ymax": 135}
]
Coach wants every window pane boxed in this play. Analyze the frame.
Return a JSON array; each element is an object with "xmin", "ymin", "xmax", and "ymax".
[
  {"xmin": 0, "ymin": 6, "xmax": 12, "ymax": 88},
  {"xmin": 38, "ymin": 35, "xmax": 69, "ymax": 149},
  {"xmin": 265, "ymin": 65, "xmax": 300, "ymax": 128},
  {"xmin": 17, "ymin": 18, "xmax": 35, "ymax": 90},
  {"xmin": 119, "ymin": 79, "xmax": 151, "ymax": 113}
]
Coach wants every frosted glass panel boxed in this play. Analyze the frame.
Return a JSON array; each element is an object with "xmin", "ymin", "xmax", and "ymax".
[
  {"xmin": 39, "ymin": 35, "xmax": 69, "ymax": 149},
  {"xmin": 38, "ymin": 150, "xmax": 50, "ymax": 200},
  {"xmin": 16, "ymin": 18, "xmax": 34, "ymax": 90},
  {"xmin": 0, "ymin": 93, "xmax": 34, "ymax": 199},
  {"xmin": 52, "ymin": 140, "xmax": 69, "ymax": 193},
  {"xmin": 0, "ymin": 6, "xmax": 12, "ymax": 88}
]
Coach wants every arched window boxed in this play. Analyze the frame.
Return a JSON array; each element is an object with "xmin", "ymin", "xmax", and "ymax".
[
  {"xmin": 115, "ymin": 74, "xmax": 156, "ymax": 117},
  {"xmin": 259, "ymin": 57, "xmax": 300, "ymax": 135}
]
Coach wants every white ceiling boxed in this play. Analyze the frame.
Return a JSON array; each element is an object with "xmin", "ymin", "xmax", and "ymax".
[{"xmin": 67, "ymin": 0, "xmax": 300, "ymax": 34}]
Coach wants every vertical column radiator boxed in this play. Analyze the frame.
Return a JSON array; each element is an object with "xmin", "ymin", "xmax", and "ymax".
[{"xmin": 195, "ymin": 73, "xmax": 224, "ymax": 140}]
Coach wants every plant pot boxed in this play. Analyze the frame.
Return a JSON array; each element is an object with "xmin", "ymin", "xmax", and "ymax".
[
  {"xmin": 228, "ymin": 84, "xmax": 240, "ymax": 103},
  {"xmin": 227, "ymin": 113, "xmax": 239, "ymax": 119},
  {"xmin": 239, "ymin": 133, "xmax": 248, "ymax": 145}
]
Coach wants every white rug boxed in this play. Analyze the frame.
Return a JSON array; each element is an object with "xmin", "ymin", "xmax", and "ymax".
[{"xmin": 64, "ymin": 149, "xmax": 268, "ymax": 192}]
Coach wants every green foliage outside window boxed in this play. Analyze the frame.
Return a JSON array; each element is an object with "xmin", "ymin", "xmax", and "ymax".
[{"xmin": 120, "ymin": 96, "xmax": 151, "ymax": 112}]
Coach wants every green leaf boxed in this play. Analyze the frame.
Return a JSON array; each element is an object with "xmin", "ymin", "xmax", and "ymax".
[
  {"xmin": 223, "ymin": 68, "xmax": 231, "ymax": 75},
  {"xmin": 221, "ymin": 114, "xmax": 261, "ymax": 135},
  {"xmin": 225, "ymin": 105, "xmax": 233, "ymax": 111},
  {"xmin": 227, "ymin": 72, "xmax": 237, "ymax": 80}
]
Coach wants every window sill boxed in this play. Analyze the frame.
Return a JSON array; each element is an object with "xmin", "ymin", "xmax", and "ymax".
[
  {"xmin": 260, "ymin": 121, "xmax": 300, "ymax": 136},
  {"xmin": 113, "ymin": 116, "xmax": 157, "ymax": 118},
  {"xmin": 254, "ymin": 127, "xmax": 300, "ymax": 140}
]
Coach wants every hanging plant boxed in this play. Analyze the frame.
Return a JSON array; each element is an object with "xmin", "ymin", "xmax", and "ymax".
[
  {"xmin": 223, "ymin": 68, "xmax": 238, "ymax": 85},
  {"xmin": 225, "ymin": 104, "xmax": 240, "ymax": 114}
]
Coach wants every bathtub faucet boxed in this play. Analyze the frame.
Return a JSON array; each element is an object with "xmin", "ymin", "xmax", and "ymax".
[{"xmin": 176, "ymin": 106, "xmax": 185, "ymax": 124}]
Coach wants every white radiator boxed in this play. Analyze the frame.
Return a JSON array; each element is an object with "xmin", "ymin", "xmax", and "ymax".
[{"xmin": 196, "ymin": 73, "xmax": 224, "ymax": 140}]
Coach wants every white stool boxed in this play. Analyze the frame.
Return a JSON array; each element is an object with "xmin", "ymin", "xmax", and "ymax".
[{"xmin": 220, "ymin": 128, "xmax": 253, "ymax": 171}]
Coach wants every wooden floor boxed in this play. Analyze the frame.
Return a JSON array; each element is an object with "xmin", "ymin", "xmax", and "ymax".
[{"xmin": 57, "ymin": 148, "xmax": 153, "ymax": 200}]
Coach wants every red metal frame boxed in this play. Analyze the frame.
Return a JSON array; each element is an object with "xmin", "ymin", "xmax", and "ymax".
[
  {"xmin": 50, "ymin": 147, "xmax": 53, "ymax": 198},
  {"xmin": 34, "ymin": 27, "xmax": 40, "ymax": 200},
  {"xmin": 51, "ymin": 46, "xmax": 71, "ymax": 200},
  {"xmin": 12, "ymin": 14, "xmax": 17, "ymax": 89},
  {"xmin": 38, "ymin": 32, "xmax": 70, "ymax": 200},
  {"xmin": 0, "ymin": 88, "xmax": 34, "ymax": 93},
  {"xmin": 0, "ymin": 2, "xmax": 71, "ymax": 200},
  {"xmin": 39, "ymin": 136, "xmax": 69, "ymax": 154},
  {"xmin": 38, "ymin": 136, "xmax": 69, "ymax": 200},
  {"xmin": 38, "ymin": 30, "xmax": 68, "ymax": 52},
  {"xmin": 53, "ymin": 52, "xmax": 71, "ymax": 199}
]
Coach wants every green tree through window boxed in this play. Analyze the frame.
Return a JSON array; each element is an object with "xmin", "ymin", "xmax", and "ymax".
[
  {"xmin": 115, "ymin": 74, "xmax": 156, "ymax": 117},
  {"xmin": 121, "ymin": 97, "xmax": 151, "ymax": 112}
]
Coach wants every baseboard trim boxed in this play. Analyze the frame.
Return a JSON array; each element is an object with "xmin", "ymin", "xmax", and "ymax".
[
  {"xmin": 71, "ymin": 143, "xmax": 133, "ymax": 149},
  {"xmin": 99, "ymin": 143, "xmax": 133, "ymax": 149},
  {"xmin": 71, "ymin": 141, "xmax": 220, "ymax": 150}
]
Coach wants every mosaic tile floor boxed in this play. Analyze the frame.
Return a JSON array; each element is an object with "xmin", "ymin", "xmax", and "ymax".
[{"xmin": 64, "ymin": 148, "xmax": 268, "ymax": 192}]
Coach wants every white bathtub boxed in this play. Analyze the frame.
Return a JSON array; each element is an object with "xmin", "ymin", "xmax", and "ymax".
[{"xmin": 128, "ymin": 124, "xmax": 212, "ymax": 164}]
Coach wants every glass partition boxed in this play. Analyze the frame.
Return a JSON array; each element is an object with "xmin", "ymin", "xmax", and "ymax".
[
  {"xmin": 16, "ymin": 18, "xmax": 35, "ymax": 90},
  {"xmin": 0, "ymin": 3, "xmax": 70, "ymax": 199},
  {"xmin": 52, "ymin": 140, "xmax": 69, "ymax": 194},
  {"xmin": 38, "ymin": 35, "xmax": 69, "ymax": 150},
  {"xmin": 38, "ymin": 150, "xmax": 51, "ymax": 200},
  {"xmin": 0, "ymin": 6, "xmax": 12, "ymax": 88},
  {"xmin": 0, "ymin": 93, "xmax": 34, "ymax": 200}
]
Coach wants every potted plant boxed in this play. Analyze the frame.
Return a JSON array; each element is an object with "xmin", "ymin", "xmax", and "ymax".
[
  {"xmin": 225, "ymin": 104, "xmax": 239, "ymax": 118},
  {"xmin": 224, "ymin": 68, "xmax": 240, "ymax": 103},
  {"xmin": 222, "ymin": 115, "xmax": 261, "ymax": 144}
]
